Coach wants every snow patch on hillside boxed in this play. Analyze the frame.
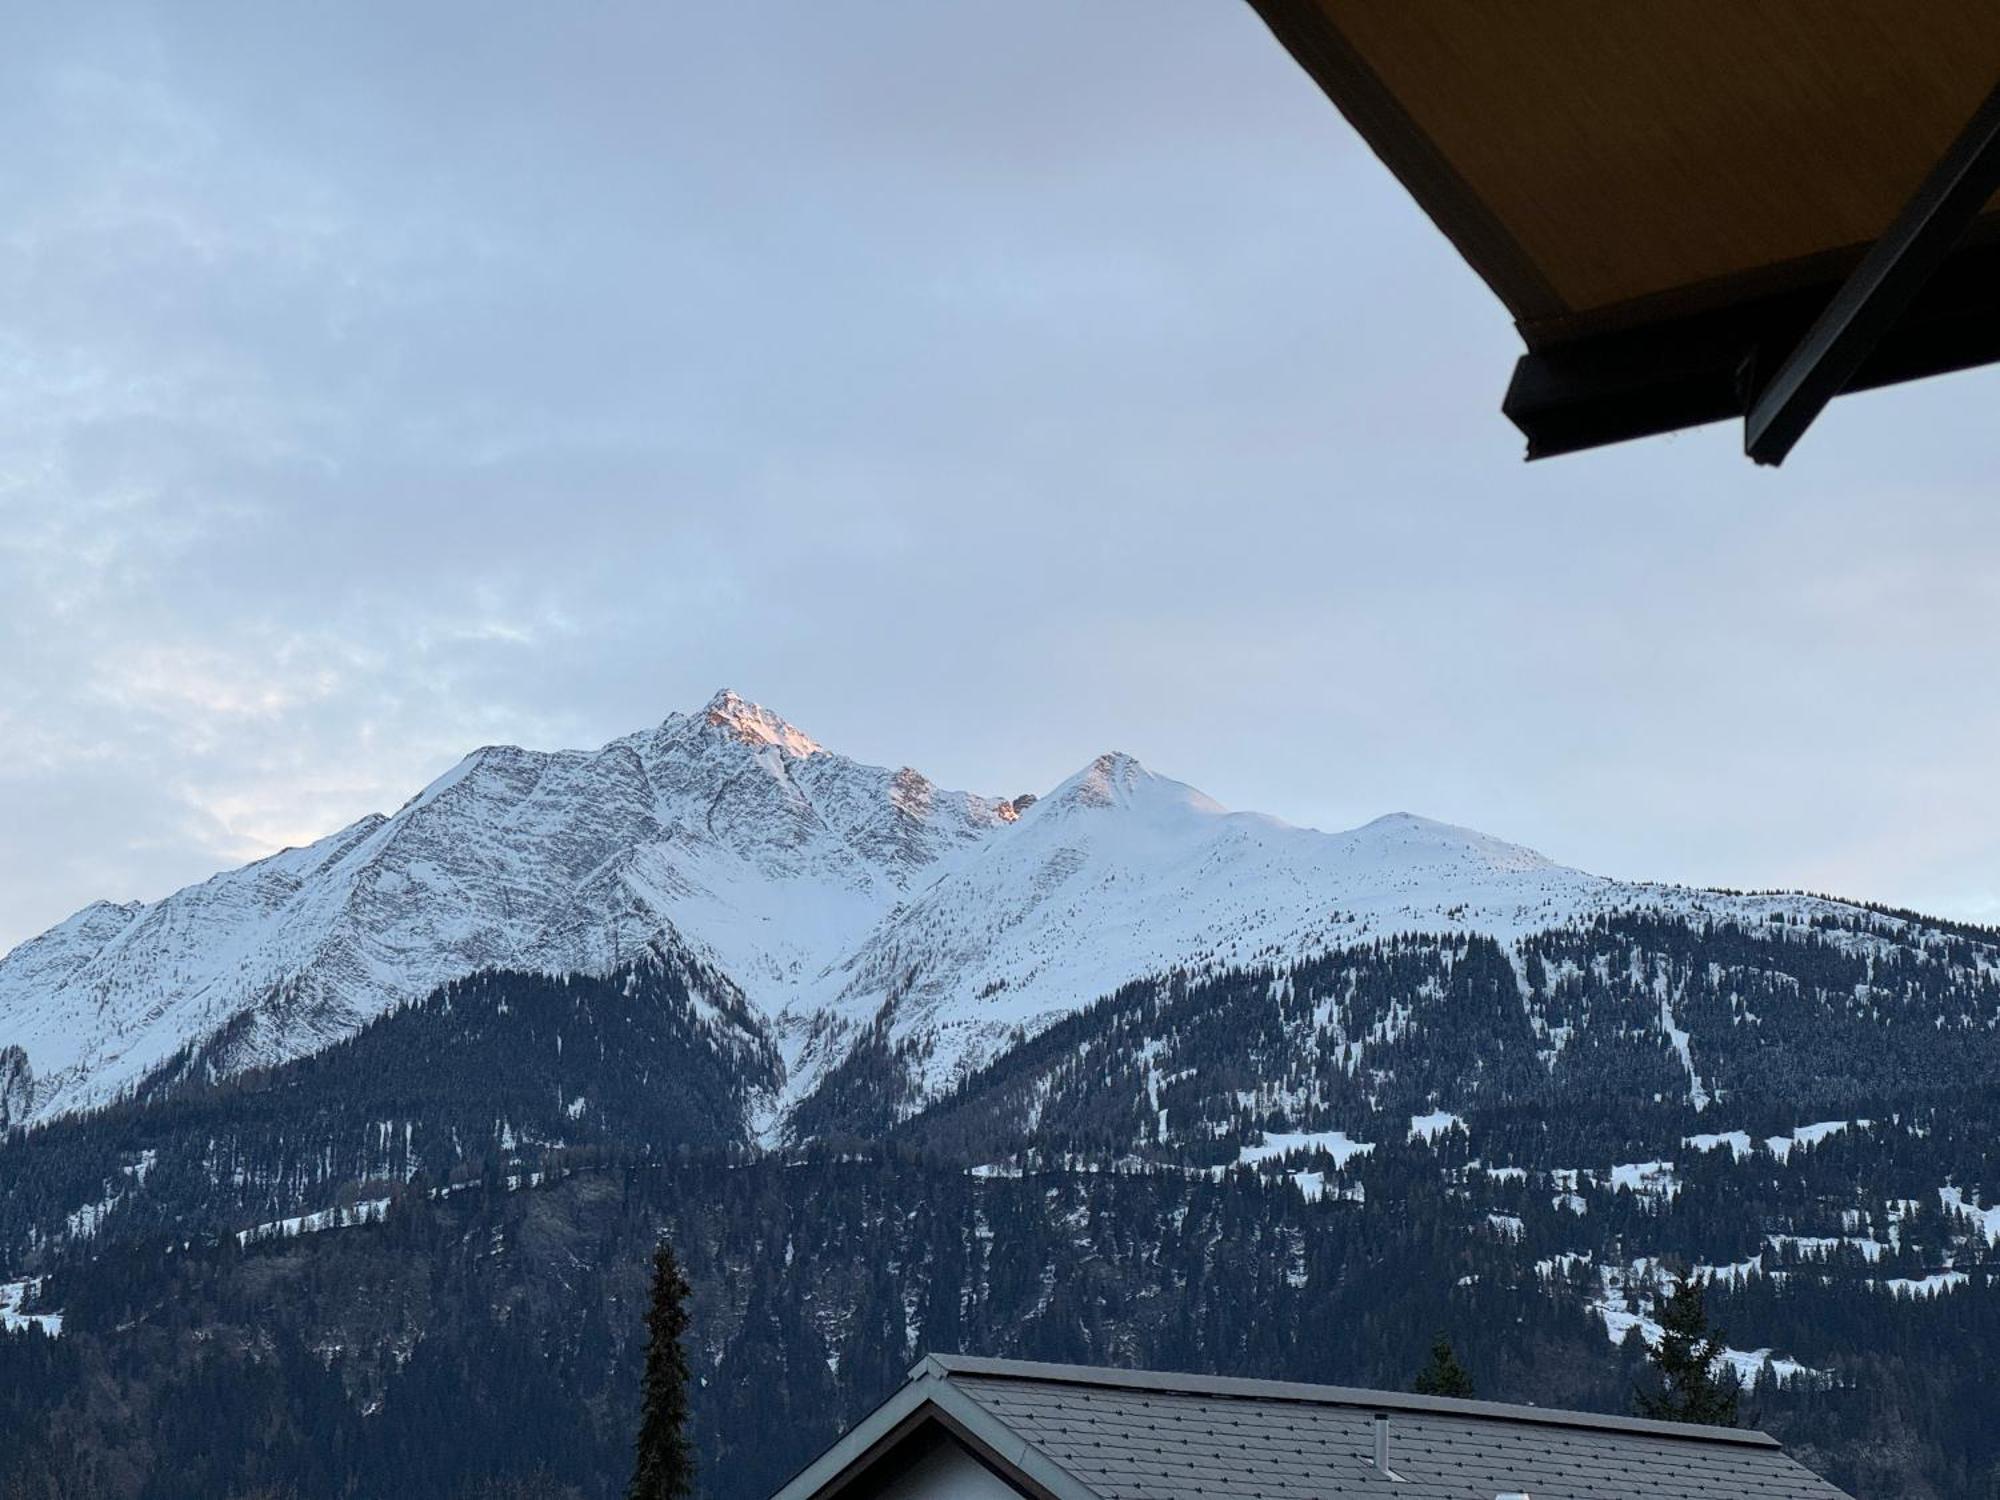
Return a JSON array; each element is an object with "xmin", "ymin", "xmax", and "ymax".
[
  {"xmin": 1593, "ymin": 1260, "xmax": 1819, "ymax": 1384},
  {"xmin": 1684, "ymin": 1130, "xmax": 1754, "ymax": 1160},
  {"xmin": 1685, "ymin": 1122, "xmax": 1871, "ymax": 1165},
  {"xmin": 1941, "ymin": 1186, "xmax": 2000, "ymax": 1244},
  {"xmin": 1238, "ymin": 1130, "xmax": 1374, "ymax": 1169},
  {"xmin": 1768, "ymin": 1120, "xmax": 1870, "ymax": 1163},
  {"xmin": 0, "ymin": 1279, "xmax": 61, "ymax": 1337},
  {"xmin": 239, "ymin": 1197, "xmax": 394, "ymax": 1245},
  {"xmin": 1410, "ymin": 1111, "xmax": 1465, "ymax": 1143}
]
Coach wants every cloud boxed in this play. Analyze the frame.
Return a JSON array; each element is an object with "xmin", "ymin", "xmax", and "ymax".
[{"xmin": 3, "ymin": 1, "xmax": 1999, "ymax": 952}]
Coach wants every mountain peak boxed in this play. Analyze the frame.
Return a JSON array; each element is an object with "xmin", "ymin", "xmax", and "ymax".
[
  {"xmin": 1348, "ymin": 810, "xmax": 1558, "ymax": 873},
  {"xmin": 700, "ymin": 689, "xmax": 823, "ymax": 759},
  {"xmin": 1040, "ymin": 752, "xmax": 1232, "ymax": 822},
  {"xmin": 1046, "ymin": 751, "xmax": 1150, "ymax": 810}
]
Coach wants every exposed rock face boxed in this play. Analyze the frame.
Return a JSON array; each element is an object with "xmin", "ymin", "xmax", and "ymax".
[
  {"xmin": 0, "ymin": 1046, "xmax": 30, "ymax": 1131},
  {"xmin": 0, "ymin": 692, "xmax": 1006, "ymax": 1127}
]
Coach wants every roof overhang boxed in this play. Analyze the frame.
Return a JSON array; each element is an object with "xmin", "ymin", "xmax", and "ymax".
[{"xmin": 1243, "ymin": 1, "xmax": 2000, "ymax": 463}]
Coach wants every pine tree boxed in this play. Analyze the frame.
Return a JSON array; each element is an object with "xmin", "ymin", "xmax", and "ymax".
[
  {"xmin": 1633, "ymin": 1275, "xmax": 1739, "ymax": 1426},
  {"xmin": 1412, "ymin": 1334, "xmax": 1475, "ymax": 1398},
  {"xmin": 629, "ymin": 1240, "xmax": 696, "ymax": 1500}
]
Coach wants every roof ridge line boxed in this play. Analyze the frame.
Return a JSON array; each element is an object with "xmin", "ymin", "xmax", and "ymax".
[{"xmin": 919, "ymin": 1353, "xmax": 1782, "ymax": 1448}]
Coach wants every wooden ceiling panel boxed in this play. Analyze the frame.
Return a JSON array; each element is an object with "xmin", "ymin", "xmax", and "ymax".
[{"xmin": 1270, "ymin": 1, "xmax": 2000, "ymax": 341}]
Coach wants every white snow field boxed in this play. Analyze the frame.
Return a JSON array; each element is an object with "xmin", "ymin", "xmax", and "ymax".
[{"xmin": 0, "ymin": 690, "xmax": 1885, "ymax": 1136}]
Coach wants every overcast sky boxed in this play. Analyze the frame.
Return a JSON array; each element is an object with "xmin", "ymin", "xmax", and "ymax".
[{"xmin": 4, "ymin": 1, "xmax": 1998, "ymax": 952}]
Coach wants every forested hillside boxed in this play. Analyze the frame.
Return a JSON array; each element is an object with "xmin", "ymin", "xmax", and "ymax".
[
  {"xmin": 6, "ymin": 1153, "xmax": 1995, "ymax": 1500},
  {"xmin": 5, "ymin": 907, "xmax": 2000, "ymax": 1499}
]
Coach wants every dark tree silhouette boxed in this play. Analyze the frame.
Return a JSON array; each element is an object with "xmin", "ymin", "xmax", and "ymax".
[
  {"xmin": 1412, "ymin": 1334, "xmax": 1475, "ymax": 1398},
  {"xmin": 629, "ymin": 1241, "xmax": 696, "ymax": 1500},
  {"xmin": 1633, "ymin": 1276, "xmax": 1740, "ymax": 1427}
]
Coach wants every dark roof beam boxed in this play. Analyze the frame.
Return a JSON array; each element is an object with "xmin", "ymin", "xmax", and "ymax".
[
  {"xmin": 1745, "ymin": 77, "xmax": 2000, "ymax": 465},
  {"xmin": 1501, "ymin": 236, "xmax": 2000, "ymax": 460}
]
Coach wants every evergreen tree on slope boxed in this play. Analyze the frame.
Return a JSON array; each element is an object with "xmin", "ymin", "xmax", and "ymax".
[
  {"xmin": 1412, "ymin": 1334, "xmax": 1476, "ymax": 1399},
  {"xmin": 630, "ymin": 1240, "xmax": 697, "ymax": 1500},
  {"xmin": 1634, "ymin": 1275, "xmax": 1740, "ymax": 1427}
]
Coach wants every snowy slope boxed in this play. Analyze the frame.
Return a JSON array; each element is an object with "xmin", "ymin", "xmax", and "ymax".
[
  {"xmin": 0, "ymin": 690, "xmax": 1859, "ymax": 1135},
  {"xmin": 781, "ymin": 753, "xmax": 1637, "ymax": 1101},
  {"xmin": 0, "ymin": 692, "xmax": 1012, "ymax": 1126}
]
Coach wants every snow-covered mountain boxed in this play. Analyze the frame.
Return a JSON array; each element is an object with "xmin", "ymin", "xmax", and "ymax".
[
  {"xmin": 783, "ymin": 752, "xmax": 1618, "ymax": 1102},
  {"xmin": 0, "ymin": 689, "xmax": 1810, "ymax": 1134},
  {"xmin": 0, "ymin": 692, "xmax": 1002, "ymax": 1127}
]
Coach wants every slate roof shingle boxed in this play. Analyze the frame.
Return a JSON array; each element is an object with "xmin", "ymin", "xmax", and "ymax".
[{"xmin": 769, "ymin": 1353, "xmax": 1856, "ymax": 1500}]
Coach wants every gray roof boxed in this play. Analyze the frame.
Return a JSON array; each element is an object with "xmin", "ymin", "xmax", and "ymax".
[{"xmin": 769, "ymin": 1354, "xmax": 1855, "ymax": 1500}]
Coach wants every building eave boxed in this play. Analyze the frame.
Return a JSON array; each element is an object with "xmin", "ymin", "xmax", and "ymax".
[{"xmin": 767, "ymin": 1371, "xmax": 1103, "ymax": 1500}]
